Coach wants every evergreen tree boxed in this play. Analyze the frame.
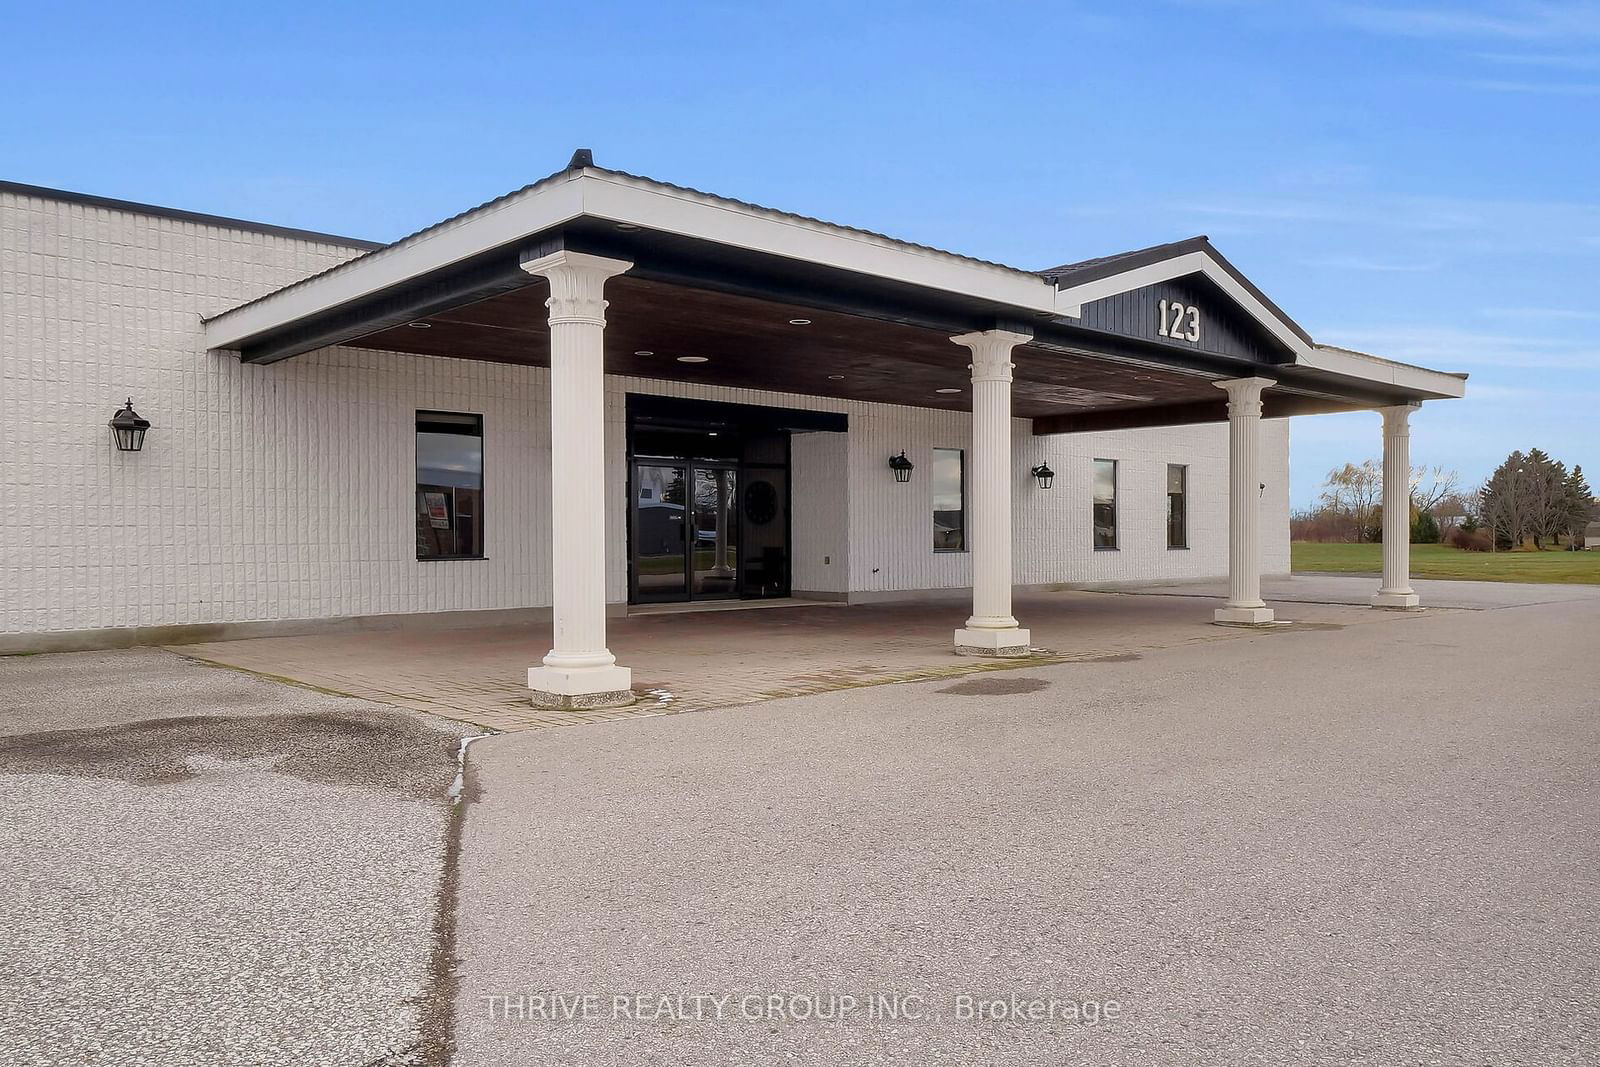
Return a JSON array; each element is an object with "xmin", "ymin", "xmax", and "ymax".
[
  {"xmin": 1525, "ymin": 449, "xmax": 1569, "ymax": 549},
  {"xmin": 1562, "ymin": 465, "xmax": 1594, "ymax": 548},
  {"xmin": 1411, "ymin": 510, "xmax": 1441, "ymax": 544},
  {"xmin": 1480, "ymin": 451, "xmax": 1530, "ymax": 550}
]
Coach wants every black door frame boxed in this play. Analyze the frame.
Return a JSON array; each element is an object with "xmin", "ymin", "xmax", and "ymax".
[
  {"xmin": 628, "ymin": 458, "xmax": 742, "ymax": 605},
  {"xmin": 624, "ymin": 394, "xmax": 845, "ymax": 606}
]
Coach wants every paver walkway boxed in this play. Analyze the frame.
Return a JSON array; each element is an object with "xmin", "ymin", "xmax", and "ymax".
[{"xmin": 175, "ymin": 590, "xmax": 1421, "ymax": 731}]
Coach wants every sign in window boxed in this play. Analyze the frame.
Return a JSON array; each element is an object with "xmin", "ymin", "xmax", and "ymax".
[{"xmin": 416, "ymin": 411, "xmax": 485, "ymax": 560}]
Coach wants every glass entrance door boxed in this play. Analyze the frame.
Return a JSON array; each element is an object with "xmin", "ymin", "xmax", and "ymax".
[
  {"xmin": 691, "ymin": 466, "xmax": 739, "ymax": 597},
  {"xmin": 631, "ymin": 461, "xmax": 741, "ymax": 603},
  {"xmin": 633, "ymin": 463, "xmax": 688, "ymax": 601}
]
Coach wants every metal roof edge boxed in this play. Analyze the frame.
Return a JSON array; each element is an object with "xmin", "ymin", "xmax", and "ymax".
[{"xmin": 0, "ymin": 179, "xmax": 383, "ymax": 250}]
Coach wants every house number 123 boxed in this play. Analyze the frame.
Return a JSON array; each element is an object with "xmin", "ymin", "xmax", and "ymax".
[{"xmin": 1158, "ymin": 300, "xmax": 1200, "ymax": 342}]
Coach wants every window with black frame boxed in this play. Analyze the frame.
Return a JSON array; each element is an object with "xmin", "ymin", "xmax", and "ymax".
[
  {"xmin": 416, "ymin": 412, "xmax": 484, "ymax": 560},
  {"xmin": 932, "ymin": 448, "xmax": 965, "ymax": 552},
  {"xmin": 1093, "ymin": 459, "xmax": 1117, "ymax": 549},
  {"xmin": 1167, "ymin": 464, "xmax": 1188, "ymax": 549}
]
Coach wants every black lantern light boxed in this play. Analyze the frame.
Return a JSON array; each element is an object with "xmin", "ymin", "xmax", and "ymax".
[
  {"xmin": 1030, "ymin": 463, "xmax": 1055, "ymax": 490},
  {"xmin": 108, "ymin": 398, "xmax": 151, "ymax": 452},
  {"xmin": 888, "ymin": 451, "xmax": 915, "ymax": 483}
]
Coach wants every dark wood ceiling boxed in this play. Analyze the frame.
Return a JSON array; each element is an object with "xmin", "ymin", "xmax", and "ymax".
[{"xmin": 346, "ymin": 275, "xmax": 1225, "ymax": 419}]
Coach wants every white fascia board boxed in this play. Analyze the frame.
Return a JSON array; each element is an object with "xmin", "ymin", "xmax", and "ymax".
[
  {"xmin": 204, "ymin": 178, "xmax": 587, "ymax": 349},
  {"xmin": 1302, "ymin": 347, "xmax": 1468, "ymax": 399},
  {"xmin": 577, "ymin": 174, "xmax": 1057, "ymax": 313},
  {"xmin": 204, "ymin": 171, "xmax": 1058, "ymax": 351}
]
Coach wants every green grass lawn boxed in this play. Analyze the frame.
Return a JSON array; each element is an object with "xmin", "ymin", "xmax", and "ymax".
[{"xmin": 1292, "ymin": 541, "xmax": 1600, "ymax": 584}]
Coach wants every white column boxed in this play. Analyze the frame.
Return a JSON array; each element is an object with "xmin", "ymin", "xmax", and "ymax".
[
  {"xmin": 1213, "ymin": 376, "xmax": 1276, "ymax": 626},
  {"xmin": 952, "ymin": 328, "xmax": 1032, "ymax": 656},
  {"xmin": 1372, "ymin": 403, "xmax": 1422, "ymax": 609},
  {"xmin": 522, "ymin": 250, "xmax": 635, "ymax": 708}
]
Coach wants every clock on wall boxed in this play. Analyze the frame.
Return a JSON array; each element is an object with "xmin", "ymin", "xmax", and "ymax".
[{"xmin": 743, "ymin": 479, "xmax": 778, "ymax": 526}]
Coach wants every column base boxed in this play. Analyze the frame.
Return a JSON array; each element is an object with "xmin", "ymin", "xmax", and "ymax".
[
  {"xmin": 953, "ymin": 627, "xmax": 1032, "ymax": 657},
  {"xmin": 528, "ymin": 664, "xmax": 635, "ymax": 709},
  {"xmin": 1370, "ymin": 591, "xmax": 1421, "ymax": 610},
  {"xmin": 1213, "ymin": 605, "xmax": 1276, "ymax": 626}
]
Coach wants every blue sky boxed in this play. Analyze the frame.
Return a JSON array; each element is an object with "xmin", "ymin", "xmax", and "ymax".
[{"xmin": 3, "ymin": 0, "xmax": 1595, "ymax": 507}]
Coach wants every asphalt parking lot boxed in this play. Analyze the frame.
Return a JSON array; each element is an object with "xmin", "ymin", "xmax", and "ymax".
[
  {"xmin": 4, "ymin": 585, "xmax": 1597, "ymax": 1065},
  {"xmin": 453, "ymin": 591, "xmax": 1600, "ymax": 1065},
  {"xmin": 0, "ymin": 649, "xmax": 474, "ymax": 1066}
]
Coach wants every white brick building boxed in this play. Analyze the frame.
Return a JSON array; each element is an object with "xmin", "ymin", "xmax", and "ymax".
[{"xmin": 0, "ymin": 154, "xmax": 1464, "ymax": 706}]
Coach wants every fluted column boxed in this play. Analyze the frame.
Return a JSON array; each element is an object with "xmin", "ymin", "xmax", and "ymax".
[
  {"xmin": 1372, "ymin": 403, "xmax": 1422, "ymax": 609},
  {"xmin": 952, "ymin": 328, "xmax": 1032, "ymax": 656},
  {"xmin": 522, "ymin": 250, "xmax": 635, "ymax": 708},
  {"xmin": 1213, "ymin": 377, "xmax": 1276, "ymax": 626}
]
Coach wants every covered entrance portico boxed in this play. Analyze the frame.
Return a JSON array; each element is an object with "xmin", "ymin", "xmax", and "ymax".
[
  {"xmin": 626, "ymin": 395, "xmax": 845, "ymax": 605},
  {"xmin": 202, "ymin": 150, "xmax": 1466, "ymax": 709}
]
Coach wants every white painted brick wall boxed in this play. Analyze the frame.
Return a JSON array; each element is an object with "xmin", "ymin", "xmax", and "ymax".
[
  {"xmin": 1, "ymin": 188, "xmax": 1291, "ymax": 638},
  {"xmin": 790, "ymin": 431, "xmax": 850, "ymax": 594}
]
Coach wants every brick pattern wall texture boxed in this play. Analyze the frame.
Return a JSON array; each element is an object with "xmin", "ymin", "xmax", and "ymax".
[{"xmin": 1, "ymin": 189, "xmax": 1290, "ymax": 637}]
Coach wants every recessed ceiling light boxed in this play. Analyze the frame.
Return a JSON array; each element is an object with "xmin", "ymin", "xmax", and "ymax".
[
  {"xmin": 677, "ymin": 355, "xmax": 709, "ymax": 364},
  {"xmin": 615, "ymin": 222, "xmax": 641, "ymax": 232},
  {"xmin": 936, "ymin": 388, "xmax": 961, "ymax": 394},
  {"xmin": 707, "ymin": 431, "xmax": 719, "ymax": 437},
  {"xmin": 406, "ymin": 321, "xmax": 432, "ymax": 329},
  {"xmin": 827, "ymin": 374, "xmax": 846, "ymax": 381},
  {"xmin": 788, "ymin": 318, "xmax": 812, "ymax": 326},
  {"xmin": 634, "ymin": 350, "xmax": 654, "ymax": 357}
]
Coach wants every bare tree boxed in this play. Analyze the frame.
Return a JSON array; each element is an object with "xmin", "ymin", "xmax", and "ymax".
[
  {"xmin": 1318, "ymin": 460, "xmax": 1383, "ymax": 542},
  {"xmin": 1409, "ymin": 465, "xmax": 1459, "ymax": 516}
]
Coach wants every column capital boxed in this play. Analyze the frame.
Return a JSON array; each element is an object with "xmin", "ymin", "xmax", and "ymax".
[
  {"xmin": 1377, "ymin": 402, "xmax": 1422, "ymax": 435},
  {"xmin": 521, "ymin": 250, "xmax": 633, "ymax": 327},
  {"xmin": 1213, "ymin": 376, "xmax": 1276, "ymax": 418},
  {"xmin": 952, "ymin": 329, "xmax": 1032, "ymax": 382}
]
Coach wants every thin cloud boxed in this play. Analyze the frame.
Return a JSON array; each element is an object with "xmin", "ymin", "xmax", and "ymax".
[
  {"xmin": 1461, "ymin": 78, "xmax": 1600, "ymax": 94},
  {"xmin": 1301, "ymin": 255, "xmax": 1443, "ymax": 272},
  {"xmin": 1333, "ymin": 2, "xmax": 1600, "ymax": 41},
  {"xmin": 1321, "ymin": 325, "xmax": 1600, "ymax": 371},
  {"xmin": 1481, "ymin": 306, "xmax": 1600, "ymax": 322},
  {"xmin": 1471, "ymin": 50, "xmax": 1600, "ymax": 69},
  {"xmin": 1163, "ymin": 193, "xmax": 1600, "ymax": 253}
]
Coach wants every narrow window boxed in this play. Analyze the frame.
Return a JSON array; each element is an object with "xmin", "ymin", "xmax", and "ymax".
[
  {"xmin": 1167, "ymin": 464, "xmax": 1188, "ymax": 549},
  {"xmin": 1093, "ymin": 459, "xmax": 1118, "ymax": 549},
  {"xmin": 932, "ymin": 447, "xmax": 965, "ymax": 552},
  {"xmin": 416, "ymin": 412, "xmax": 485, "ymax": 560}
]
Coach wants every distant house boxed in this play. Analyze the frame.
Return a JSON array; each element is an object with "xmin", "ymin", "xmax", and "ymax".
[{"xmin": 1585, "ymin": 521, "xmax": 1600, "ymax": 550}]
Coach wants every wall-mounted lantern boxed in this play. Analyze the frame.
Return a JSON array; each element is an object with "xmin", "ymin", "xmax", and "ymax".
[
  {"xmin": 1030, "ymin": 463, "xmax": 1055, "ymax": 490},
  {"xmin": 888, "ymin": 451, "xmax": 915, "ymax": 483},
  {"xmin": 108, "ymin": 398, "xmax": 151, "ymax": 452}
]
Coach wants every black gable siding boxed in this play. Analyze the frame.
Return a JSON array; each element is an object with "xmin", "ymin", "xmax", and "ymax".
[{"xmin": 1070, "ymin": 274, "xmax": 1291, "ymax": 366}]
